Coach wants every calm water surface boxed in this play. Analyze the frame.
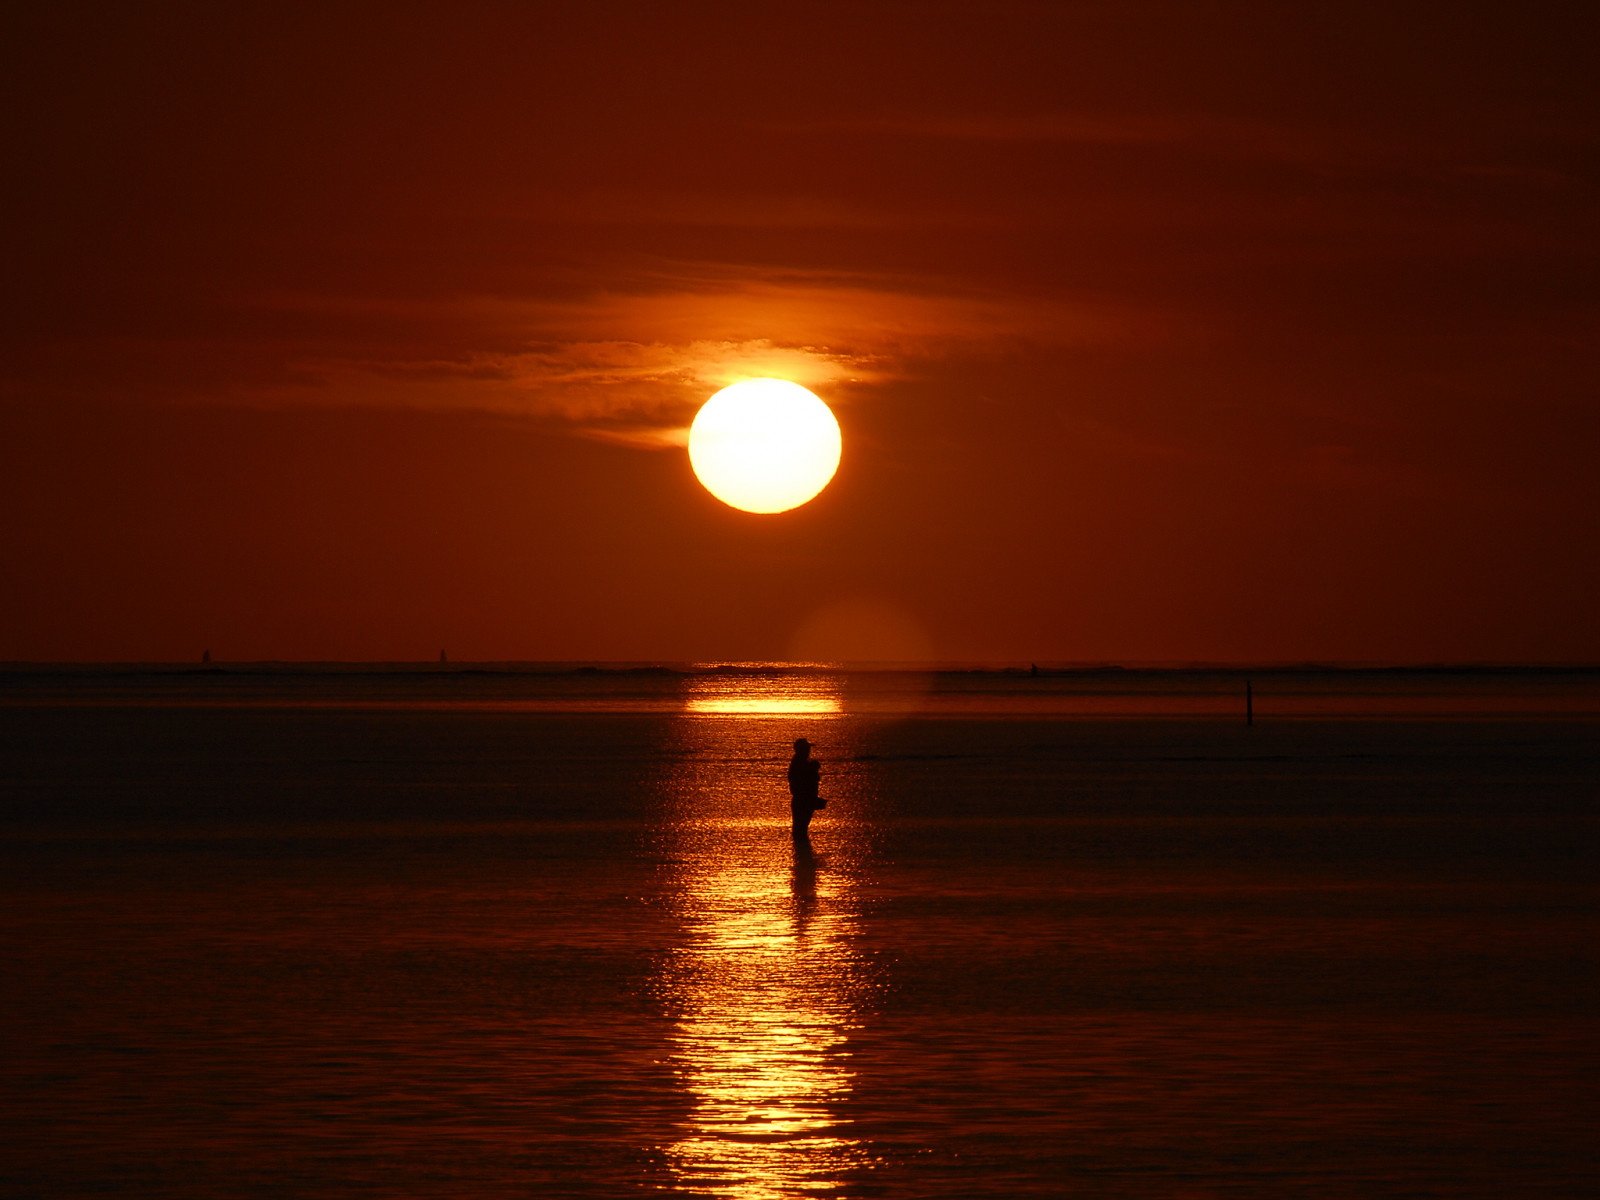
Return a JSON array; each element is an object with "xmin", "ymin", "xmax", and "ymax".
[{"xmin": 1, "ymin": 667, "xmax": 1596, "ymax": 1196}]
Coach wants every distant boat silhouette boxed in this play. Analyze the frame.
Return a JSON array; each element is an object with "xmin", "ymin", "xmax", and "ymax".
[
  {"xmin": 202, "ymin": 650, "xmax": 210, "ymax": 664},
  {"xmin": 440, "ymin": 650, "xmax": 448, "ymax": 663}
]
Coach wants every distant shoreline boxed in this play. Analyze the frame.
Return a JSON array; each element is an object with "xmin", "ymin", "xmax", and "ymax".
[{"xmin": 3, "ymin": 662, "xmax": 1598, "ymax": 679}]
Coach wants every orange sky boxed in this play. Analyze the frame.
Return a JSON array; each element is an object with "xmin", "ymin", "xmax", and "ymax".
[{"xmin": 2, "ymin": 2, "xmax": 1596, "ymax": 662}]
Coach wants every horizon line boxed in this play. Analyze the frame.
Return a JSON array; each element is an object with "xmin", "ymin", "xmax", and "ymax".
[{"xmin": 4, "ymin": 659, "xmax": 1599, "ymax": 674}]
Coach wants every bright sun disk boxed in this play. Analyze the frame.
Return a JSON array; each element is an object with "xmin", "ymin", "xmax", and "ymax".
[{"xmin": 688, "ymin": 379, "xmax": 842, "ymax": 513}]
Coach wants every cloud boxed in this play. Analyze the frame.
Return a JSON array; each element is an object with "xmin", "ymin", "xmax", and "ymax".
[
  {"xmin": 262, "ymin": 334, "xmax": 875, "ymax": 444},
  {"xmin": 0, "ymin": 238, "xmax": 1184, "ymax": 449},
  {"xmin": 767, "ymin": 108, "xmax": 1582, "ymax": 180},
  {"xmin": 225, "ymin": 276, "xmax": 1168, "ymax": 445},
  {"xmin": 770, "ymin": 110, "xmax": 1386, "ymax": 168}
]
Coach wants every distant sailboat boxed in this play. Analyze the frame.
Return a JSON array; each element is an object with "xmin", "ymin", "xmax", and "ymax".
[
  {"xmin": 440, "ymin": 650, "xmax": 448, "ymax": 663},
  {"xmin": 202, "ymin": 650, "xmax": 210, "ymax": 664}
]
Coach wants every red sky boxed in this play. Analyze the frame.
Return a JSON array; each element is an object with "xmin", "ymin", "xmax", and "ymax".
[{"xmin": 3, "ymin": 2, "xmax": 1597, "ymax": 663}]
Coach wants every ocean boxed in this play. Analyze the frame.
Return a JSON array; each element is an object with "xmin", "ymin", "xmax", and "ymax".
[{"xmin": 2, "ymin": 665, "xmax": 1596, "ymax": 1197}]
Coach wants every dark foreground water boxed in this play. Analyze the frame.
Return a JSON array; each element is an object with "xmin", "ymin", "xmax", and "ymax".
[{"xmin": 1, "ymin": 667, "xmax": 1597, "ymax": 1197}]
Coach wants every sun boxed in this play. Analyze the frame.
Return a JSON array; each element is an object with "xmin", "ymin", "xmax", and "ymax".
[{"xmin": 688, "ymin": 379, "xmax": 842, "ymax": 513}]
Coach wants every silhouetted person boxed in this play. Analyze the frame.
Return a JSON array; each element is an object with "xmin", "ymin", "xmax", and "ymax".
[{"xmin": 787, "ymin": 737, "xmax": 823, "ymax": 839}]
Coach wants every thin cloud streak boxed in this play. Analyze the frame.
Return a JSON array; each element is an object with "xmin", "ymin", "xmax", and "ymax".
[
  {"xmin": 771, "ymin": 110, "xmax": 1388, "ymax": 169},
  {"xmin": 772, "ymin": 107, "xmax": 1600, "ymax": 184},
  {"xmin": 167, "ymin": 277, "xmax": 1180, "ymax": 444}
]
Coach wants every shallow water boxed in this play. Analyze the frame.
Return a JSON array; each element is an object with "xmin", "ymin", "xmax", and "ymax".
[{"xmin": 2, "ymin": 668, "xmax": 1596, "ymax": 1196}]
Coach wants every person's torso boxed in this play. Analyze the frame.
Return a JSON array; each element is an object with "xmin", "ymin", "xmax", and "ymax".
[{"xmin": 788, "ymin": 757, "xmax": 820, "ymax": 800}]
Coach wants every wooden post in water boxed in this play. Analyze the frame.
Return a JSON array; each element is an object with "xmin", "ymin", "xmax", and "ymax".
[{"xmin": 1246, "ymin": 679, "xmax": 1253, "ymax": 726}]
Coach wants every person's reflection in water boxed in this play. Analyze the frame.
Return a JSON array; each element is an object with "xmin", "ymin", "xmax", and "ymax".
[
  {"xmin": 790, "ymin": 834, "xmax": 818, "ymax": 938},
  {"xmin": 787, "ymin": 737, "xmax": 823, "ymax": 840}
]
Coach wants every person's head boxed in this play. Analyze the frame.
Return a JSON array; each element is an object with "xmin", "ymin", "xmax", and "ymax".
[{"xmin": 793, "ymin": 737, "xmax": 811, "ymax": 757}]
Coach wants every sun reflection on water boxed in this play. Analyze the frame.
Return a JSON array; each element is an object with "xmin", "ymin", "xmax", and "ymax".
[
  {"xmin": 655, "ymin": 674, "xmax": 875, "ymax": 1197},
  {"xmin": 682, "ymin": 672, "xmax": 845, "ymax": 716}
]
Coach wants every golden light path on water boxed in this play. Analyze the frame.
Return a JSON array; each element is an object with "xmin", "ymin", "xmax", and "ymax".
[
  {"xmin": 683, "ymin": 673, "xmax": 846, "ymax": 716},
  {"xmin": 654, "ymin": 672, "xmax": 879, "ymax": 1197}
]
